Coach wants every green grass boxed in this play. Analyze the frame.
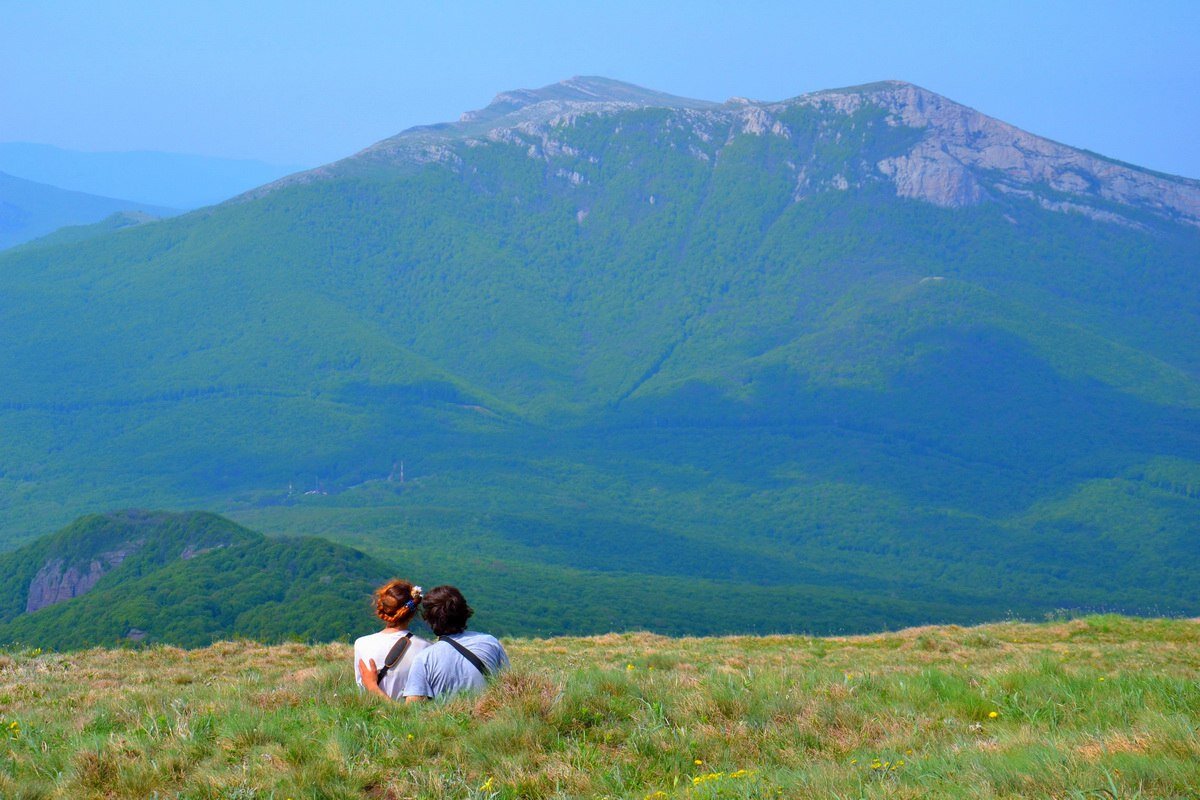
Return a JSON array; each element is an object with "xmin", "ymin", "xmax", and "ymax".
[{"xmin": 1, "ymin": 616, "xmax": 1196, "ymax": 798}]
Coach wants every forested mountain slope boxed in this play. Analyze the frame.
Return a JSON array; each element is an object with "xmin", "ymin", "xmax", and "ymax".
[
  {"xmin": 0, "ymin": 511, "xmax": 393, "ymax": 649},
  {"xmin": 0, "ymin": 77, "xmax": 1196, "ymax": 635}
]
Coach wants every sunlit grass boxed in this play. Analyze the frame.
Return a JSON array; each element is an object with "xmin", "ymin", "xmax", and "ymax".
[{"xmin": 0, "ymin": 616, "xmax": 1195, "ymax": 798}]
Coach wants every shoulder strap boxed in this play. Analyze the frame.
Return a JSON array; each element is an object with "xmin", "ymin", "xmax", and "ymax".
[
  {"xmin": 439, "ymin": 635, "xmax": 490, "ymax": 678},
  {"xmin": 375, "ymin": 632, "xmax": 413, "ymax": 682}
]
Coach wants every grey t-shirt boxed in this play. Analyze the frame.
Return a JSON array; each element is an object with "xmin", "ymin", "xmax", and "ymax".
[{"xmin": 402, "ymin": 631, "xmax": 509, "ymax": 699}]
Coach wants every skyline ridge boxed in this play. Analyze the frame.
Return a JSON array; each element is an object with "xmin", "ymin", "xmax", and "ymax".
[{"xmin": 245, "ymin": 75, "xmax": 1200, "ymax": 230}]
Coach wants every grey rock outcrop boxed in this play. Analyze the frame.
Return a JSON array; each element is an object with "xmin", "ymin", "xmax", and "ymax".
[
  {"xmin": 243, "ymin": 76, "xmax": 1200, "ymax": 229},
  {"xmin": 805, "ymin": 81, "xmax": 1200, "ymax": 226},
  {"xmin": 25, "ymin": 547, "xmax": 133, "ymax": 613}
]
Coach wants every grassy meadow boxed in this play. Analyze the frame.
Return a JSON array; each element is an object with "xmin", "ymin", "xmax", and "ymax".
[{"xmin": 0, "ymin": 616, "xmax": 1196, "ymax": 799}]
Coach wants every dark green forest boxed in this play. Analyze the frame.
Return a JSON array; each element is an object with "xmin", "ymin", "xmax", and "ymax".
[
  {"xmin": 0, "ymin": 511, "xmax": 395, "ymax": 649},
  {"xmin": 0, "ymin": 84, "xmax": 1196, "ymax": 638}
]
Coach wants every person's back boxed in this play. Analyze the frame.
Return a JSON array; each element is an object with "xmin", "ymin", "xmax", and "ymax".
[
  {"xmin": 401, "ymin": 586, "xmax": 509, "ymax": 701},
  {"xmin": 403, "ymin": 629, "xmax": 509, "ymax": 699},
  {"xmin": 354, "ymin": 628, "xmax": 430, "ymax": 699},
  {"xmin": 354, "ymin": 580, "xmax": 430, "ymax": 701}
]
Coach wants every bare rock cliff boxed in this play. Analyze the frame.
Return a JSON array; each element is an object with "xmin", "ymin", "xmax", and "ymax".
[
  {"xmin": 797, "ymin": 82, "xmax": 1200, "ymax": 227},
  {"xmin": 25, "ymin": 548, "xmax": 134, "ymax": 613}
]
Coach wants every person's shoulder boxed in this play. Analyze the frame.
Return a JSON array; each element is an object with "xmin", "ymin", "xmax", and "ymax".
[{"xmin": 461, "ymin": 630, "xmax": 503, "ymax": 647}]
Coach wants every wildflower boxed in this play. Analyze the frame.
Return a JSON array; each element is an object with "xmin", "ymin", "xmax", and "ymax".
[
  {"xmin": 850, "ymin": 759, "xmax": 858, "ymax": 765},
  {"xmin": 988, "ymin": 711, "xmax": 999, "ymax": 718},
  {"xmin": 407, "ymin": 733, "xmax": 414, "ymax": 740},
  {"xmin": 1098, "ymin": 677, "xmax": 1105, "ymax": 682},
  {"xmin": 480, "ymin": 777, "xmax": 495, "ymax": 792},
  {"xmin": 627, "ymin": 664, "xmax": 636, "ymax": 671},
  {"xmin": 694, "ymin": 759, "xmax": 703, "ymax": 765},
  {"xmin": 905, "ymin": 749, "xmax": 913, "ymax": 755}
]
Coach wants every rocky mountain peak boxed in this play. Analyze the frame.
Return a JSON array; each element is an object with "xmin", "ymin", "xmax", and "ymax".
[
  {"xmin": 777, "ymin": 80, "xmax": 1200, "ymax": 226},
  {"xmin": 461, "ymin": 76, "xmax": 717, "ymax": 125},
  {"xmin": 249, "ymin": 77, "xmax": 1200, "ymax": 228}
]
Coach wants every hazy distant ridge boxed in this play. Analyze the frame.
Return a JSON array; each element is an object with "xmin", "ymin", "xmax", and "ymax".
[
  {"xmin": 0, "ymin": 142, "xmax": 303, "ymax": 209},
  {"xmin": 0, "ymin": 171, "xmax": 174, "ymax": 250}
]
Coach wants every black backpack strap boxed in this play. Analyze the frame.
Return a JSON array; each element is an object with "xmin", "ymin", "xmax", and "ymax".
[
  {"xmin": 375, "ymin": 632, "xmax": 413, "ymax": 682},
  {"xmin": 439, "ymin": 635, "xmax": 490, "ymax": 678}
]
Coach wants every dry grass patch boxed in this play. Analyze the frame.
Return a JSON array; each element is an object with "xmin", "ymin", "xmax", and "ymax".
[{"xmin": 0, "ymin": 615, "xmax": 1195, "ymax": 798}]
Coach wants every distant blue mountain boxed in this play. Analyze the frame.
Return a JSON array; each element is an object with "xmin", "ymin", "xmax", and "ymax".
[
  {"xmin": 0, "ymin": 142, "xmax": 304, "ymax": 209},
  {"xmin": 0, "ymin": 171, "xmax": 176, "ymax": 250}
]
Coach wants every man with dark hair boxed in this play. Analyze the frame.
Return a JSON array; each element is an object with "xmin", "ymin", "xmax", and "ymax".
[{"xmin": 359, "ymin": 585, "xmax": 509, "ymax": 702}]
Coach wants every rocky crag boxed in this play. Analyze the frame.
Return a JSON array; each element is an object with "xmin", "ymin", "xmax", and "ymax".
[{"xmin": 250, "ymin": 76, "xmax": 1200, "ymax": 229}]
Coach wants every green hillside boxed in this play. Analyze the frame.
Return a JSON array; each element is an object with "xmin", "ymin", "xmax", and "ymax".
[
  {"xmin": 0, "ymin": 511, "xmax": 395, "ymax": 649},
  {"xmin": 0, "ymin": 617, "xmax": 1195, "ymax": 798},
  {"xmin": 0, "ymin": 79, "xmax": 1196, "ymax": 635}
]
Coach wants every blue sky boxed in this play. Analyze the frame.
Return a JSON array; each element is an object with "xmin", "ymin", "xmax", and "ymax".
[{"xmin": 3, "ymin": 1, "xmax": 1198, "ymax": 176}]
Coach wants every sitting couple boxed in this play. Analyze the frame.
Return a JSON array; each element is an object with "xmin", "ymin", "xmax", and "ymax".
[{"xmin": 354, "ymin": 580, "xmax": 509, "ymax": 702}]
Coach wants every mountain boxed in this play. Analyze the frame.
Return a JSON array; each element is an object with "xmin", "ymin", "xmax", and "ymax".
[
  {"xmin": 0, "ymin": 171, "xmax": 174, "ymax": 250},
  {"xmin": 260, "ymin": 77, "xmax": 1200, "ymax": 228},
  {"xmin": 0, "ymin": 142, "xmax": 304, "ymax": 209},
  {"xmin": 0, "ymin": 77, "xmax": 1196, "ymax": 636},
  {"xmin": 0, "ymin": 510, "xmax": 395, "ymax": 649}
]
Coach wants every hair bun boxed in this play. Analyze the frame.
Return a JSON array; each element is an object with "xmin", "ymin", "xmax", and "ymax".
[{"xmin": 374, "ymin": 579, "xmax": 421, "ymax": 624}]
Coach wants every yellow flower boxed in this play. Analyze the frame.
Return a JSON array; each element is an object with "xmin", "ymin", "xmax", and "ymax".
[
  {"xmin": 692, "ymin": 772, "xmax": 725, "ymax": 786},
  {"xmin": 626, "ymin": 664, "xmax": 636, "ymax": 671},
  {"xmin": 988, "ymin": 711, "xmax": 999, "ymax": 718},
  {"xmin": 406, "ymin": 733, "xmax": 414, "ymax": 740},
  {"xmin": 479, "ymin": 777, "xmax": 495, "ymax": 792},
  {"xmin": 850, "ymin": 759, "xmax": 858, "ymax": 764},
  {"xmin": 1098, "ymin": 677, "xmax": 1105, "ymax": 681},
  {"xmin": 694, "ymin": 759, "xmax": 703, "ymax": 765}
]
